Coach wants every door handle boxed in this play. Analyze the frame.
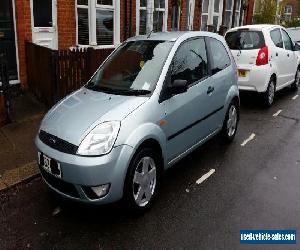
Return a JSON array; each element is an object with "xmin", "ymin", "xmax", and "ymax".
[
  {"xmin": 207, "ymin": 86, "xmax": 214, "ymax": 95},
  {"xmin": 287, "ymin": 54, "xmax": 290, "ymax": 57},
  {"xmin": 276, "ymin": 52, "xmax": 278, "ymax": 56}
]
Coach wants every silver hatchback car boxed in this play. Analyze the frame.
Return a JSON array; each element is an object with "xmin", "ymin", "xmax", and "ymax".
[{"xmin": 36, "ymin": 31, "xmax": 239, "ymax": 212}]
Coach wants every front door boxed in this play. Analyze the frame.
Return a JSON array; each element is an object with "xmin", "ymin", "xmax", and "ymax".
[
  {"xmin": 31, "ymin": 0, "xmax": 58, "ymax": 49},
  {"xmin": 0, "ymin": 0, "xmax": 18, "ymax": 82},
  {"xmin": 163, "ymin": 37, "xmax": 216, "ymax": 162}
]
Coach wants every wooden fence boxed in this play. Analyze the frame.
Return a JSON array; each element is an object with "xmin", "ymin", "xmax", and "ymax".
[{"xmin": 26, "ymin": 42, "xmax": 113, "ymax": 107}]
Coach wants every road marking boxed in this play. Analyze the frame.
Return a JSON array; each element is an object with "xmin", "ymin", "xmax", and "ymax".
[
  {"xmin": 292, "ymin": 95, "xmax": 298, "ymax": 100},
  {"xmin": 273, "ymin": 110, "xmax": 282, "ymax": 117},
  {"xmin": 196, "ymin": 169, "xmax": 215, "ymax": 185},
  {"xmin": 241, "ymin": 133, "xmax": 256, "ymax": 147}
]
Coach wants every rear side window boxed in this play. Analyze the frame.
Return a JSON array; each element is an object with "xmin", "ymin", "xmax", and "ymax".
[
  {"xmin": 225, "ymin": 30, "xmax": 265, "ymax": 50},
  {"xmin": 207, "ymin": 37, "xmax": 231, "ymax": 74},
  {"xmin": 270, "ymin": 29, "xmax": 283, "ymax": 48}
]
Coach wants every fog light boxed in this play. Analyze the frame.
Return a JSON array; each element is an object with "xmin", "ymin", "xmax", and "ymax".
[{"xmin": 91, "ymin": 184, "xmax": 110, "ymax": 198}]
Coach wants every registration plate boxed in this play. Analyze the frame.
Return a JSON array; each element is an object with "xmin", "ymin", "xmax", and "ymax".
[
  {"xmin": 238, "ymin": 70, "xmax": 248, "ymax": 77},
  {"xmin": 38, "ymin": 152, "xmax": 62, "ymax": 178}
]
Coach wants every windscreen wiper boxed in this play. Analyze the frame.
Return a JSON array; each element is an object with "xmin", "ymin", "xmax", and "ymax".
[{"xmin": 86, "ymin": 85, "xmax": 151, "ymax": 96}]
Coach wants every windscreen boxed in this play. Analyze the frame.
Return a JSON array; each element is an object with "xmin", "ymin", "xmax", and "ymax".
[
  {"xmin": 86, "ymin": 40, "xmax": 174, "ymax": 95},
  {"xmin": 225, "ymin": 30, "xmax": 265, "ymax": 50}
]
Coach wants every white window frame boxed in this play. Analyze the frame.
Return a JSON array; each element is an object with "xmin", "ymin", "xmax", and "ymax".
[
  {"xmin": 75, "ymin": 0, "xmax": 120, "ymax": 49},
  {"xmin": 234, "ymin": 0, "xmax": 241, "ymax": 27},
  {"xmin": 200, "ymin": 0, "xmax": 223, "ymax": 31},
  {"xmin": 284, "ymin": 5, "xmax": 292, "ymax": 21},
  {"xmin": 136, "ymin": 0, "xmax": 168, "ymax": 35},
  {"xmin": 224, "ymin": 0, "xmax": 233, "ymax": 28}
]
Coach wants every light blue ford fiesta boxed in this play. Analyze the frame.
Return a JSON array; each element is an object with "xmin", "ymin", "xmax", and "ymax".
[{"xmin": 36, "ymin": 31, "xmax": 239, "ymax": 212}]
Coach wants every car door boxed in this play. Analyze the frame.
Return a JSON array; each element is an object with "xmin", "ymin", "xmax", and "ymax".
[
  {"xmin": 206, "ymin": 37, "xmax": 233, "ymax": 126},
  {"xmin": 161, "ymin": 37, "xmax": 217, "ymax": 162},
  {"xmin": 281, "ymin": 29, "xmax": 297, "ymax": 85},
  {"xmin": 270, "ymin": 28, "xmax": 287, "ymax": 87}
]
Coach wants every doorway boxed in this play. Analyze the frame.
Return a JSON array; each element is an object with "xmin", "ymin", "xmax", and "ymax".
[
  {"xmin": 30, "ymin": 0, "xmax": 58, "ymax": 49},
  {"xmin": 0, "ymin": 0, "xmax": 19, "ymax": 83}
]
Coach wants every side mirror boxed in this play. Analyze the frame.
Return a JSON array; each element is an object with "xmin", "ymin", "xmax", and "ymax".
[
  {"xmin": 169, "ymin": 79, "xmax": 188, "ymax": 95},
  {"xmin": 294, "ymin": 42, "xmax": 300, "ymax": 51}
]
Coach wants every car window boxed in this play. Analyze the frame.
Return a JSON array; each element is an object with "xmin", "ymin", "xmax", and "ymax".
[
  {"xmin": 171, "ymin": 37, "xmax": 208, "ymax": 86},
  {"xmin": 225, "ymin": 30, "xmax": 265, "ymax": 50},
  {"xmin": 270, "ymin": 28, "xmax": 283, "ymax": 48},
  {"xmin": 207, "ymin": 37, "xmax": 231, "ymax": 74},
  {"xmin": 287, "ymin": 28, "xmax": 300, "ymax": 43},
  {"xmin": 282, "ymin": 29, "xmax": 293, "ymax": 51}
]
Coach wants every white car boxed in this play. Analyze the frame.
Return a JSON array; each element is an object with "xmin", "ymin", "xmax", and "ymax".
[{"xmin": 225, "ymin": 25, "xmax": 300, "ymax": 106}]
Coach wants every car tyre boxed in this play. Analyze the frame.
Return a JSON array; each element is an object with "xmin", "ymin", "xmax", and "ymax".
[
  {"xmin": 291, "ymin": 66, "xmax": 300, "ymax": 92},
  {"xmin": 221, "ymin": 100, "xmax": 239, "ymax": 143},
  {"xmin": 124, "ymin": 147, "xmax": 161, "ymax": 214},
  {"xmin": 262, "ymin": 78, "xmax": 275, "ymax": 107}
]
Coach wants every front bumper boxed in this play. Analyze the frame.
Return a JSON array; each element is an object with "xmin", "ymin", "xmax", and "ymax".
[{"xmin": 35, "ymin": 137, "xmax": 134, "ymax": 205}]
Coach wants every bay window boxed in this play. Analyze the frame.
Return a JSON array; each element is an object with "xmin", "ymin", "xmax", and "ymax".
[
  {"xmin": 76, "ymin": 0, "xmax": 120, "ymax": 47},
  {"xmin": 136, "ymin": 0, "xmax": 168, "ymax": 35},
  {"xmin": 201, "ymin": 0, "xmax": 223, "ymax": 31},
  {"xmin": 223, "ymin": 0, "xmax": 241, "ymax": 28}
]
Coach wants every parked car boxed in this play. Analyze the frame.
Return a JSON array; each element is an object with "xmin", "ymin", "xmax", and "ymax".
[
  {"xmin": 287, "ymin": 27, "xmax": 300, "ymax": 46},
  {"xmin": 225, "ymin": 25, "xmax": 300, "ymax": 107},
  {"xmin": 36, "ymin": 31, "xmax": 239, "ymax": 212}
]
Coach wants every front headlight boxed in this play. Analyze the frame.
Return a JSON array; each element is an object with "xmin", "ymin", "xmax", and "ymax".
[{"xmin": 77, "ymin": 121, "xmax": 120, "ymax": 156}]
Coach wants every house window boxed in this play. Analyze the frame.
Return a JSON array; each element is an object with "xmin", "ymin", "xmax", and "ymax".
[
  {"xmin": 234, "ymin": 0, "xmax": 241, "ymax": 27},
  {"xmin": 223, "ymin": 0, "xmax": 241, "ymax": 28},
  {"xmin": 224, "ymin": 0, "xmax": 233, "ymax": 28},
  {"xmin": 200, "ymin": 0, "xmax": 222, "ymax": 31},
  {"xmin": 171, "ymin": 3, "xmax": 180, "ymax": 31},
  {"xmin": 284, "ymin": 5, "xmax": 292, "ymax": 21},
  {"xmin": 76, "ymin": 0, "xmax": 120, "ymax": 47},
  {"xmin": 201, "ymin": 0, "xmax": 209, "ymax": 31},
  {"xmin": 136, "ymin": 0, "xmax": 168, "ymax": 35}
]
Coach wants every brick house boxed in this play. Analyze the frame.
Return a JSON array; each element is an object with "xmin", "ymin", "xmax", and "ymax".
[
  {"xmin": 0, "ymin": 0, "xmax": 255, "ymax": 91},
  {"xmin": 280, "ymin": 0, "xmax": 300, "ymax": 22}
]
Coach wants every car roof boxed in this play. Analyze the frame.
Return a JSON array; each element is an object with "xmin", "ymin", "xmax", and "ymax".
[
  {"xmin": 126, "ymin": 31, "xmax": 223, "ymax": 42},
  {"xmin": 227, "ymin": 24, "xmax": 282, "ymax": 32}
]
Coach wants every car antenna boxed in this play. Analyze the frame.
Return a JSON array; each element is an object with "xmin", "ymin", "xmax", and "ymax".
[{"xmin": 147, "ymin": 30, "xmax": 153, "ymax": 38}]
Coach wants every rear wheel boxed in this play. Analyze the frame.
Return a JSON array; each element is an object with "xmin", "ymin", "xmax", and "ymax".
[
  {"xmin": 221, "ymin": 100, "xmax": 239, "ymax": 143},
  {"xmin": 291, "ymin": 66, "xmax": 300, "ymax": 92},
  {"xmin": 124, "ymin": 147, "xmax": 160, "ymax": 214},
  {"xmin": 263, "ymin": 78, "xmax": 275, "ymax": 107}
]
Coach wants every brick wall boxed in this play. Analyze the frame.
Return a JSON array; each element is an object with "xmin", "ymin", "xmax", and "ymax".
[
  {"xmin": 193, "ymin": 0, "xmax": 201, "ymax": 31},
  {"xmin": 57, "ymin": 0, "xmax": 76, "ymax": 49},
  {"xmin": 15, "ymin": 0, "xmax": 32, "ymax": 88}
]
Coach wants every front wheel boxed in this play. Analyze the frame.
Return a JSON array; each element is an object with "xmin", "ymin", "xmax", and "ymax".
[
  {"xmin": 262, "ymin": 78, "xmax": 275, "ymax": 107},
  {"xmin": 291, "ymin": 67, "xmax": 300, "ymax": 92},
  {"xmin": 221, "ymin": 101, "xmax": 239, "ymax": 143},
  {"xmin": 124, "ymin": 147, "xmax": 160, "ymax": 214}
]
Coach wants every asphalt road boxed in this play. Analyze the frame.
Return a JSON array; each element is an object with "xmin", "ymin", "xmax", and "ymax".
[{"xmin": 1, "ymin": 88, "xmax": 300, "ymax": 249}]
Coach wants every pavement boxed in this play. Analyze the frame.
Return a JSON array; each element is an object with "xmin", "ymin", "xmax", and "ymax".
[
  {"xmin": 1, "ymin": 88, "xmax": 300, "ymax": 249},
  {"xmin": 0, "ymin": 91, "xmax": 45, "ymax": 191}
]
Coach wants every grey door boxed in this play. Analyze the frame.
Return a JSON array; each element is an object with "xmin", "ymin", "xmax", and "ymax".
[
  {"xmin": 162, "ymin": 37, "xmax": 216, "ymax": 162},
  {"xmin": 0, "ymin": 0, "xmax": 18, "ymax": 81}
]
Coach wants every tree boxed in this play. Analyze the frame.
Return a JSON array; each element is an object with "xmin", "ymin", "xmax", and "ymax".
[{"xmin": 253, "ymin": 0, "xmax": 278, "ymax": 24}]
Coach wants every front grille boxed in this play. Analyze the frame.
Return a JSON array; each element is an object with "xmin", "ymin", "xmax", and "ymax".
[
  {"xmin": 39, "ymin": 130, "xmax": 78, "ymax": 154},
  {"xmin": 40, "ymin": 166, "xmax": 80, "ymax": 198}
]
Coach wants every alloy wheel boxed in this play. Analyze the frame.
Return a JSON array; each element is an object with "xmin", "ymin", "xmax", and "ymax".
[
  {"xmin": 227, "ymin": 105, "xmax": 237, "ymax": 137},
  {"xmin": 295, "ymin": 68, "xmax": 300, "ymax": 87},
  {"xmin": 132, "ymin": 156, "xmax": 157, "ymax": 207}
]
